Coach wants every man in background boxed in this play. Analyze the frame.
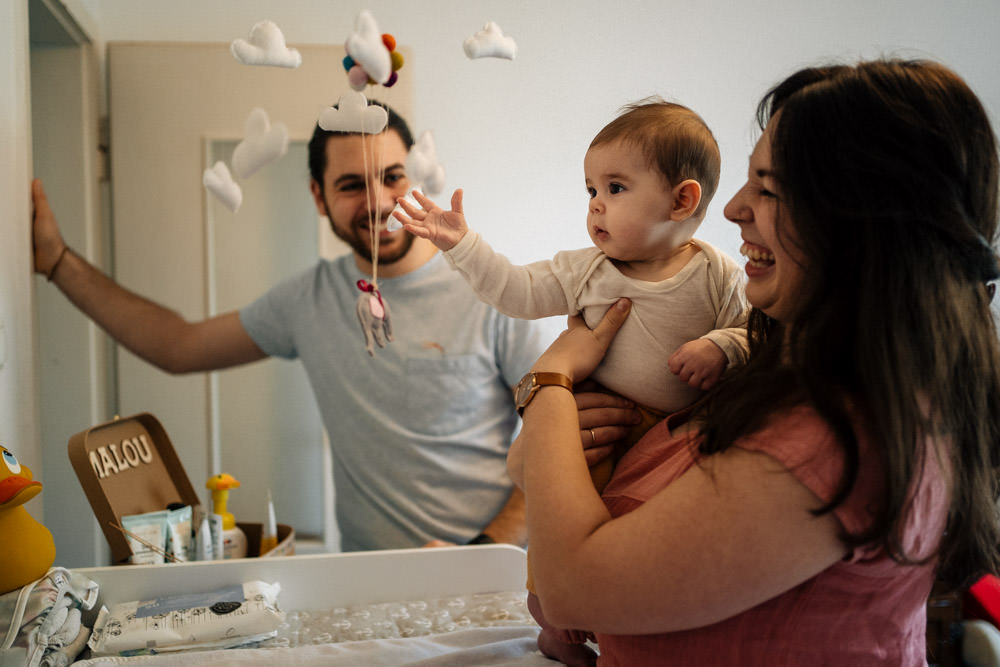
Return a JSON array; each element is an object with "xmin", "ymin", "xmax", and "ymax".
[{"xmin": 31, "ymin": 102, "xmax": 553, "ymax": 551}]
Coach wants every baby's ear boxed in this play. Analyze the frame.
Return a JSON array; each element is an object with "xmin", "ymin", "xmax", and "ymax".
[{"xmin": 671, "ymin": 179, "xmax": 702, "ymax": 221}]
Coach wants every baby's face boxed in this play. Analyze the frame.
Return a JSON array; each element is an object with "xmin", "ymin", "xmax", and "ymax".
[{"xmin": 584, "ymin": 140, "xmax": 682, "ymax": 262}]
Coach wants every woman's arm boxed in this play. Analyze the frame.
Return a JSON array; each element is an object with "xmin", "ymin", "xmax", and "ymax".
[
  {"xmin": 531, "ymin": 444, "xmax": 846, "ymax": 634},
  {"xmin": 507, "ymin": 299, "xmax": 634, "ymax": 489},
  {"xmin": 512, "ymin": 299, "xmax": 846, "ymax": 635},
  {"xmin": 508, "ymin": 382, "xmax": 638, "ymax": 490}
]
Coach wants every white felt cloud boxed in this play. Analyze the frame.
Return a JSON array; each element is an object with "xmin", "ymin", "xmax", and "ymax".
[
  {"xmin": 345, "ymin": 10, "xmax": 391, "ymax": 84},
  {"xmin": 463, "ymin": 21, "xmax": 517, "ymax": 60},
  {"xmin": 389, "ymin": 187, "xmax": 422, "ymax": 231},
  {"xmin": 231, "ymin": 20, "xmax": 302, "ymax": 68},
  {"xmin": 406, "ymin": 131, "xmax": 446, "ymax": 196},
  {"xmin": 318, "ymin": 91, "xmax": 388, "ymax": 134},
  {"xmin": 232, "ymin": 107, "xmax": 289, "ymax": 179},
  {"xmin": 203, "ymin": 161, "xmax": 242, "ymax": 212}
]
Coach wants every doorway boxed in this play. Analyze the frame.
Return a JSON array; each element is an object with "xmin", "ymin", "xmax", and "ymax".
[
  {"xmin": 30, "ymin": 0, "xmax": 110, "ymax": 568},
  {"xmin": 106, "ymin": 42, "xmax": 412, "ymax": 554}
]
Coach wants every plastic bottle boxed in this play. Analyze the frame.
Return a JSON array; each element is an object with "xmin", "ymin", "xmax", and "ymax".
[
  {"xmin": 206, "ymin": 473, "xmax": 247, "ymax": 559},
  {"xmin": 260, "ymin": 489, "xmax": 278, "ymax": 556}
]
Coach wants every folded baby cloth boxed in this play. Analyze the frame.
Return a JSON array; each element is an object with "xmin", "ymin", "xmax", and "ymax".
[{"xmin": 0, "ymin": 567, "xmax": 99, "ymax": 667}]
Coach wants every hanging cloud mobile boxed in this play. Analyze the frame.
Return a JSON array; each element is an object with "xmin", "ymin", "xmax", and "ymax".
[
  {"xmin": 230, "ymin": 20, "xmax": 302, "ymax": 68},
  {"xmin": 203, "ymin": 162, "xmax": 243, "ymax": 213},
  {"xmin": 463, "ymin": 22, "xmax": 517, "ymax": 60}
]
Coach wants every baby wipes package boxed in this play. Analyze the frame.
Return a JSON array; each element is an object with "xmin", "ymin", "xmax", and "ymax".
[{"xmin": 87, "ymin": 580, "xmax": 283, "ymax": 656}]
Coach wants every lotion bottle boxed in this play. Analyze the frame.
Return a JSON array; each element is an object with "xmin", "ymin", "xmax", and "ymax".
[{"xmin": 206, "ymin": 473, "xmax": 247, "ymax": 559}]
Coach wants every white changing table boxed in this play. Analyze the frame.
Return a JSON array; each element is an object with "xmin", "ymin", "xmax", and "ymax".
[
  {"xmin": 70, "ymin": 545, "xmax": 551, "ymax": 666},
  {"xmin": 74, "ymin": 544, "xmax": 528, "ymax": 610}
]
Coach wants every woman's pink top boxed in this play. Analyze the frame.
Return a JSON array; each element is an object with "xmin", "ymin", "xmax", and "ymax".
[{"xmin": 596, "ymin": 405, "xmax": 948, "ymax": 666}]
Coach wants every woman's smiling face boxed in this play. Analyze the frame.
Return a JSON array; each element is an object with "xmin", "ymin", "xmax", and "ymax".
[{"xmin": 723, "ymin": 118, "xmax": 806, "ymax": 322}]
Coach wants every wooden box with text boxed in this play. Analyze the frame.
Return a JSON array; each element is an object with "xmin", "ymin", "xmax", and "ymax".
[
  {"xmin": 67, "ymin": 412, "xmax": 202, "ymax": 564},
  {"xmin": 68, "ymin": 412, "xmax": 295, "ymax": 564}
]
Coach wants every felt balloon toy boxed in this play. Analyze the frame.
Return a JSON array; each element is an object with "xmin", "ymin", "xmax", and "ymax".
[
  {"xmin": 0, "ymin": 446, "xmax": 56, "ymax": 594},
  {"xmin": 341, "ymin": 36, "xmax": 404, "ymax": 91},
  {"xmin": 336, "ymin": 11, "xmax": 405, "ymax": 358},
  {"xmin": 342, "ymin": 10, "xmax": 404, "ymax": 91},
  {"xmin": 344, "ymin": 10, "xmax": 389, "ymax": 84}
]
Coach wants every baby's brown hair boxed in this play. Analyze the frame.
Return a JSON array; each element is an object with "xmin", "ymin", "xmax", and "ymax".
[{"xmin": 590, "ymin": 98, "xmax": 720, "ymax": 218}]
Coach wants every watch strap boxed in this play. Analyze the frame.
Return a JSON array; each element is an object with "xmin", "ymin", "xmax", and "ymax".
[
  {"xmin": 516, "ymin": 371, "xmax": 573, "ymax": 416},
  {"xmin": 530, "ymin": 372, "xmax": 573, "ymax": 389}
]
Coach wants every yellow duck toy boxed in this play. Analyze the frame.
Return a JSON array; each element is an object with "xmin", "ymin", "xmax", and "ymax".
[
  {"xmin": 0, "ymin": 446, "xmax": 56, "ymax": 594},
  {"xmin": 206, "ymin": 472, "xmax": 241, "ymax": 531}
]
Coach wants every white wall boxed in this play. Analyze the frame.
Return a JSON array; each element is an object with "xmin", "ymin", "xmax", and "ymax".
[
  {"xmin": 1, "ymin": 1, "xmax": 41, "ymax": 512},
  {"xmin": 77, "ymin": 0, "xmax": 1000, "ymax": 264}
]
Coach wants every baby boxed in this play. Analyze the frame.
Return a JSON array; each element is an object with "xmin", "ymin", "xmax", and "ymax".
[{"xmin": 394, "ymin": 99, "xmax": 748, "ymax": 665}]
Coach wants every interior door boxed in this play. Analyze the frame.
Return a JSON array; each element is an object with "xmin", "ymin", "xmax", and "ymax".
[
  {"xmin": 30, "ymin": 0, "xmax": 108, "ymax": 569},
  {"xmin": 108, "ymin": 41, "xmax": 413, "ymax": 550}
]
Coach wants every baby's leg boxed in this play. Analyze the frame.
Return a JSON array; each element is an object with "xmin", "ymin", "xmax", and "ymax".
[{"xmin": 527, "ymin": 592, "xmax": 597, "ymax": 666}]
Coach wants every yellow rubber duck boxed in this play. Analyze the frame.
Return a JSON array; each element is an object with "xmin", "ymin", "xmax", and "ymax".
[
  {"xmin": 0, "ymin": 446, "xmax": 56, "ymax": 594},
  {"xmin": 206, "ymin": 472, "xmax": 241, "ymax": 530}
]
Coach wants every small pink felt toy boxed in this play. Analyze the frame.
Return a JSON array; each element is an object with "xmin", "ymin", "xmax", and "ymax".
[{"xmin": 356, "ymin": 280, "xmax": 393, "ymax": 356}]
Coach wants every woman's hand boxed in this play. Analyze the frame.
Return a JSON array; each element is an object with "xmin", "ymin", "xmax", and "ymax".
[
  {"xmin": 532, "ymin": 298, "xmax": 632, "ymax": 384},
  {"xmin": 508, "ymin": 383, "xmax": 639, "ymax": 488},
  {"xmin": 575, "ymin": 381, "xmax": 640, "ymax": 466},
  {"xmin": 508, "ymin": 300, "xmax": 633, "ymax": 488}
]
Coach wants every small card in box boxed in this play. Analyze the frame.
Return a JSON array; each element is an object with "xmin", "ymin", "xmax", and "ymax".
[{"xmin": 68, "ymin": 412, "xmax": 293, "ymax": 564}]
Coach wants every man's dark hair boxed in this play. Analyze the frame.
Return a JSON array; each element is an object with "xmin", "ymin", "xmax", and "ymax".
[{"xmin": 308, "ymin": 100, "xmax": 415, "ymax": 190}]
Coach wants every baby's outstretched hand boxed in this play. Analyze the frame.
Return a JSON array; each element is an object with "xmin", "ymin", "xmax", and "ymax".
[
  {"xmin": 668, "ymin": 338, "xmax": 726, "ymax": 390},
  {"xmin": 393, "ymin": 189, "xmax": 468, "ymax": 251}
]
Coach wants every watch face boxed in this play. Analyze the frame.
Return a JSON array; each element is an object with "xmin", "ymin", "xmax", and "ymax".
[{"xmin": 513, "ymin": 374, "xmax": 536, "ymax": 407}]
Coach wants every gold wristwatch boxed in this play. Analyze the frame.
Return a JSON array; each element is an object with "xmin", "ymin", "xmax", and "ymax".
[{"xmin": 513, "ymin": 372, "xmax": 573, "ymax": 416}]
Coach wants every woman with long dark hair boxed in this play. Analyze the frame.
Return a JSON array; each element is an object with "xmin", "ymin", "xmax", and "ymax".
[{"xmin": 508, "ymin": 59, "xmax": 1000, "ymax": 664}]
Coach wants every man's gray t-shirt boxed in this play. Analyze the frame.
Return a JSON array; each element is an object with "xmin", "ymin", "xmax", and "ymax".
[{"xmin": 240, "ymin": 252, "xmax": 552, "ymax": 551}]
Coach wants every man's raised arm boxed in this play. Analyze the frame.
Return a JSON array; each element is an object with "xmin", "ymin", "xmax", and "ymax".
[{"xmin": 32, "ymin": 178, "xmax": 267, "ymax": 374}]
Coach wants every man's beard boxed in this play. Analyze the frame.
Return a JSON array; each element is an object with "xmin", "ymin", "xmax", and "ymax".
[{"xmin": 326, "ymin": 204, "xmax": 414, "ymax": 266}]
